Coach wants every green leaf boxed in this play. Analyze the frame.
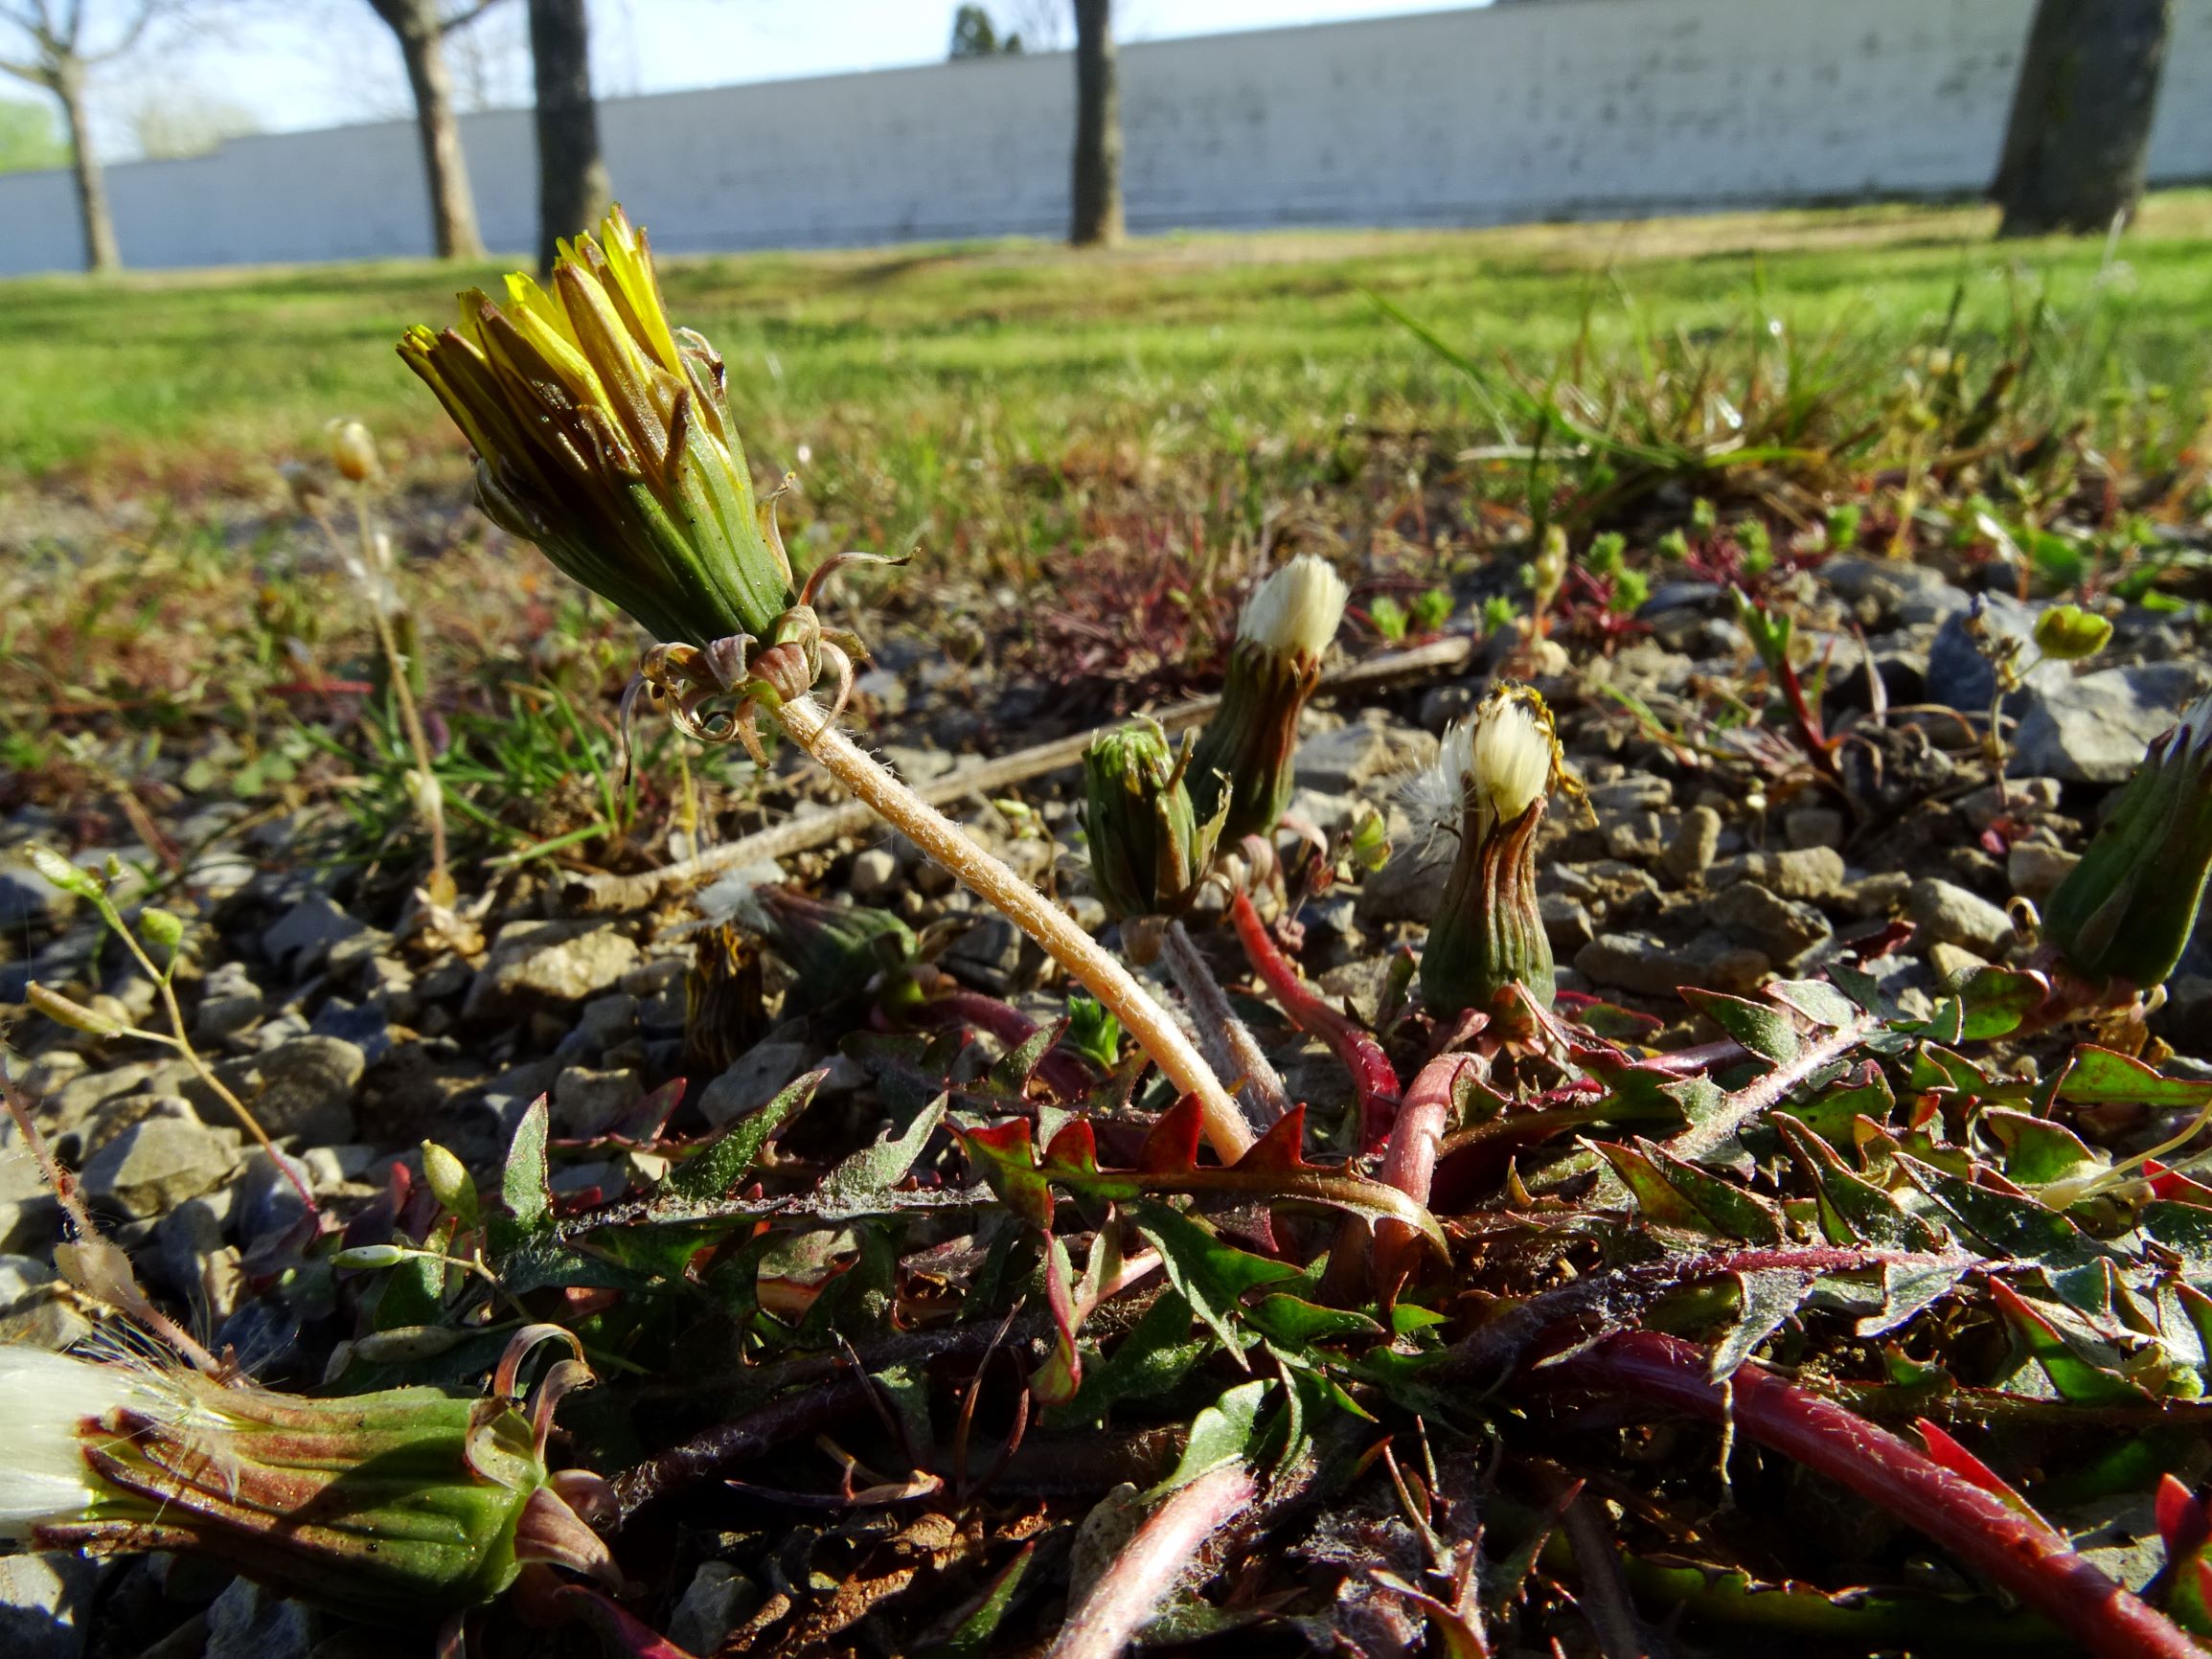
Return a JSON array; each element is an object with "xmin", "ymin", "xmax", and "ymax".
[
  {"xmin": 1593, "ymin": 1138, "xmax": 1785, "ymax": 1244},
  {"xmin": 1162, "ymin": 1378, "xmax": 1271, "ymax": 1489},
  {"xmin": 1682, "ymin": 989, "xmax": 1800, "ymax": 1065},
  {"xmin": 1765, "ymin": 978, "xmax": 1862, "ymax": 1030},
  {"xmin": 1775, "ymin": 1118, "xmax": 1943, "ymax": 1251},
  {"xmin": 1896, "ymin": 1152, "xmax": 2109, "ymax": 1306},
  {"xmin": 664, "ymin": 1070, "xmax": 823, "ymax": 1204},
  {"xmin": 1245, "ymin": 1295, "xmax": 1383, "ymax": 1351},
  {"xmin": 1980, "ymin": 1108, "xmax": 2105, "ymax": 1191},
  {"xmin": 1063, "ymin": 1290, "xmax": 1209, "ymax": 1425},
  {"xmin": 493, "ymin": 1096, "xmax": 552, "ymax": 1252},
  {"xmin": 2058, "ymin": 1047, "xmax": 2212, "ymax": 1111},
  {"xmin": 1857, "ymin": 1258, "xmax": 1971, "ymax": 1338},
  {"xmin": 927, "ymin": 1543, "xmax": 1036, "ymax": 1659},
  {"xmin": 817, "ymin": 1100, "xmax": 946, "ymax": 1211},
  {"xmin": 1991, "ymin": 1282, "xmax": 2149, "ymax": 1404},
  {"xmin": 1131, "ymin": 1200, "xmax": 1297, "ymax": 1354},
  {"xmin": 1951, "ymin": 967, "xmax": 2046, "ymax": 1041},
  {"xmin": 1709, "ymin": 1268, "xmax": 1815, "ymax": 1379}
]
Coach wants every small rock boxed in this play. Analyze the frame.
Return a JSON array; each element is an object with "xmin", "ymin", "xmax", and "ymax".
[
  {"xmin": 2014, "ymin": 664, "xmax": 2208, "ymax": 784},
  {"xmin": 1925, "ymin": 590, "xmax": 2044, "ymax": 711},
  {"xmin": 855, "ymin": 668, "xmax": 908, "ymax": 716},
  {"xmin": 194, "ymin": 961, "xmax": 265, "ymax": 1043},
  {"xmin": 2007, "ymin": 841, "xmax": 2079, "ymax": 902},
  {"xmin": 1784, "ymin": 807, "xmax": 1846, "ymax": 852},
  {"xmin": 697, "ymin": 1039, "xmax": 812, "ymax": 1129},
  {"xmin": 0, "ymin": 1552, "xmax": 103, "ymax": 1659},
  {"xmin": 1355, "ymin": 843, "xmax": 1450, "ymax": 925},
  {"xmin": 1820, "ymin": 556, "xmax": 1972, "ymax": 627},
  {"xmin": 262, "ymin": 893, "xmax": 366, "ymax": 979},
  {"xmin": 203, "ymin": 1576, "xmax": 313, "ymax": 1659},
  {"xmin": 1574, "ymin": 931, "xmax": 1770, "ymax": 997},
  {"xmin": 1707, "ymin": 847, "xmax": 1846, "ymax": 902},
  {"xmin": 1709, "ymin": 880, "xmax": 1833, "ymax": 963},
  {"xmin": 1293, "ymin": 717, "xmax": 1438, "ymax": 795},
  {"xmin": 1957, "ymin": 778, "xmax": 2063, "ymax": 830},
  {"xmin": 669, "ymin": 1562, "xmax": 760, "ymax": 1658},
  {"xmin": 80, "ymin": 1115, "xmax": 235, "ymax": 1219},
  {"xmin": 1908, "ymin": 877, "xmax": 2016, "ymax": 958},
  {"xmin": 465, "ymin": 920, "xmax": 642, "ymax": 1021},
  {"xmin": 1539, "ymin": 894, "xmax": 1596, "ymax": 951},
  {"xmin": 553, "ymin": 1065, "xmax": 643, "ymax": 1137},
  {"xmin": 943, "ymin": 915, "xmax": 1033, "ymax": 995},
  {"xmin": 2154, "ymin": 976, "xmax": 2212, "ymax": 1048},
  {"xmin": 1661, "ymin": 806, "xmax": 1722, "ymax": 885},
  {"xmin": 1416, "ymin": 680, "xmax": 1481, "ymax": 732},
  {"xmin": 848, "ymin": 847, "xmax": 900, "ymax": 900},
  {"xmin": 0, "ymin": 860, "xmax": 76, "ymax": 932},
  {"xmin": 1928, "ymin": 942, "xmax": 1990, "ymax": 991},
  {"xmin": 201, "ymin": 1037, "xmax": 365, "ymax": 1143},
  {"xmin": 1604, "ymin": 810, "xmax": 1668, "ymax": 862},
  {"xmin": 1586, "ymin": 775, "xmax": 1673, "ymax": 815},
  {"xmin": 0, "ymin": 1130, "xmax": 58, "ymax": 1253}
]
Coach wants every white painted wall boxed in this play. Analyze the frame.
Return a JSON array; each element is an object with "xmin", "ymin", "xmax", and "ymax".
[{"xmin": 3, "ymin": 0, "xmax": 2208, "ymax": 275}]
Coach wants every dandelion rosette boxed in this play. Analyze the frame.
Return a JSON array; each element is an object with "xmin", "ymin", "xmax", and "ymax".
[
  {"xmin": 1412, "ymin": 682, "xmax": 1571, "ymax": 1015},
  {"xmin": 2043, "ymin": 691, "xmax": 2212, "ymax": 993},
  {"xmin": 399, "ymin": 206, "xmax": 875, "ymax": 764},
  {"xmin": 1084, "ymin": 718, "xmax": 1226, "ymax": 922},
  {"xmin": 1, "ymin": 1336, "xmax": 616, "ymax": 1625},
  {"xmin": 1187, "ymin": 556, "xmax": 1348, "ymax": 840}
]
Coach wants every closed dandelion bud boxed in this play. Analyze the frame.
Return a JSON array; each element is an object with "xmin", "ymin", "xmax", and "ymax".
[
  {"xmin": 1413, "ymin": 683, "xmax": 1569, "ymax": 1015},
  {"xmin": 754, "ymin": 884, "xmax": 918, "ymax": 1009},
  {"xmin": 0, "ymin": 1344, "xmax": 616, "ymax": 1625},
  {"xmin": 1187, "ymin": 556, "xmax": 1348, "ymax": 839},
  {"xmin": 399, "ymin": 206, "xmax": 796, "ymax": 648},
  {"xmin": 2043, "ymin": 692, "xmax": 2212, "ymax": 991},
  {"xmin": 1084, "ymin": 719, "xmax": 1221, "ymax": 921},
  {"xmin": 325, "ymin": 419, "xmax": 380, "ymax": 484}
]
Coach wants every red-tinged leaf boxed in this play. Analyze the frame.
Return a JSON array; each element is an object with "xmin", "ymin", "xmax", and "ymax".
[
  {"xmin": 2146, "ymin": 1160, "xmax": 2212, "ymax": 1205},
  {"xmin": 2158, "ymin": 1474, "xmax": 2212, "ymax": 1557},
  {"xmin": 1233, "ymin": 1106, "xmax": 1310, "ymax": 1174},
  {"xmin": 1033, "ymin": 1234, "xmax": 1083, "ymax": 1405},
  {"xmin": 1914, "ymin": 1419, "xmax": 2056, "ymax": 1536},
  {"xmin": 1043, "ymin": 1119, "xmax": 1101, "ymax": 1179},
  {"xmin": 1139, "ymin": 1096, "xmax": 1204, "ymax": 1174},
  {"xmin": 958, "ymin": 1119, "xmax": 1053, "ymax": 1229}
]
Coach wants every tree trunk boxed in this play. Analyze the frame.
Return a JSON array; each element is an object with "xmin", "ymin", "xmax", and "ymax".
[
  {"xmin": 379, "ymin": 0, "xmax": 487, "ymax": 260},
  {"xmin": 1070, "ymin": 0, "xmax": 1123, "ymax": 247},
  {"xmin": 1993, "ymin": 0, "xmax": 2174, "ymax": 238},
  {"xmin": 54, "ymin": 63, "xmax": 120, "ymax": 273},
  {"xmin": 528, "ymin": 0, "xmax": 611, "ymax": 275}
]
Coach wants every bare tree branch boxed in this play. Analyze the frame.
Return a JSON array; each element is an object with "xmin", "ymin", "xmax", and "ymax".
[{"xmin": 441, "ymin": 0, "xmax": 508, "ymax": 34}]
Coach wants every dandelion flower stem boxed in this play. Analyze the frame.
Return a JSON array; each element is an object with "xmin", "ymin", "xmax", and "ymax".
[
  {"xmin": 772, "ymin": 695, "xmax": 1251, "ymax": 1161},
  {"xmin": 353, "ymin": 489, "xmax": 453, "ymax": 905}
]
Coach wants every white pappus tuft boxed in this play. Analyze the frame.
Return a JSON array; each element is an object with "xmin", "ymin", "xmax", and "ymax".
[
  {"xmin": 1406, "ymin": 686, "xmax": 1560, "ymax": 844},
  {"xmin": 1237, "ymin": 556, "xmax": 1348, "ymax": 663},
  {"xmin": 0, "ymin": 1346, "xmax": 176, "ymax": 1539}
]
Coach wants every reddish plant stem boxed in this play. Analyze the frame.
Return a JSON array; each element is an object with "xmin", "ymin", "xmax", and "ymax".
[
  {"xmin": 904, "ymin": 987, "xmax": 1098, "ymax": 1102},
  {"xmin": 1334, "ymin": 1050, "xmax": 1478, "ymax": 1302},
  {"xmin": 1548, "ymin": 1332, "xmax": 2201, "ymax": 1659},
  {"xmin": 1044, "ymin": 1464, "xmax": 1257, "ymax": 1659},
  {"xmin": 1229, "ymin": 890, "xmax": 1402, "ymax": 1149}
]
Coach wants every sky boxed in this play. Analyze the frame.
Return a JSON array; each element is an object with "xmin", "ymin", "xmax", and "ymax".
[{"xmin": 64, "ymin": 0, "xmax": 1490, "ymax": 158}]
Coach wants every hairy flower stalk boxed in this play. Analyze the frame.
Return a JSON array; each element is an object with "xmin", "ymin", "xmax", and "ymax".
[
  {"xmin": 1187, "ymin": 556, "xmax": 1349, "ymax": 839},
  {"xmin": 2043, "ymin": 691, "xmax": 2212, "ymax": 993},
  {"xmin": 0, "ymin": 1340, "xmax": 617, "ymax": 1625},
  {"xmin": 1414, "ymin": 683, "xmax": 1569, "ymax": 1016},
  {"xmin": 1083, "ymin": 720, "xmax": 1221, "ymax": 921},
  {"xmin": 399, "ymin": 210, "xmax": 1248, "ymax": 1161}
]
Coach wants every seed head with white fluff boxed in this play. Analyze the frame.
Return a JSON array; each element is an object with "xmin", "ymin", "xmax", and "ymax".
[
  {"xmin": 1187, "ymin": 557, "xmax": 1350, "ymax": 841},
  {"xmin": 0, "ymin": 1346, "xmax": 174, "ymax": 1539},
  {"xmin": 1237, "ymin": 555, "xmax": 1349, "ymax": 662}
]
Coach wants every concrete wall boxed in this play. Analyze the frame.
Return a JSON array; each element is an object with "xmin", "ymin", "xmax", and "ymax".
[{"xmin": 5, "ymin": 0, "xmax": 2210, "ymax": 275}]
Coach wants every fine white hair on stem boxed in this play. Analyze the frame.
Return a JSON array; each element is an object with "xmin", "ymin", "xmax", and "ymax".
[
  {"xmin": 1237, "ymin": 555, "xmax": 1348, "ymax": 662},
  {"xmin": 1406, "ymin": 686, "xmax": 1559, "ymax": 843},
  {"xmin": 0, "ymin": 1346, "xmax": 172, "ymax": 1539}
]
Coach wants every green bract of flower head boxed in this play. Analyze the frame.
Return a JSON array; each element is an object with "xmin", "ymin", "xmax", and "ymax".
[
  {"xmin": 2, "ymin": 1339, "xmax": 617, "ymax": 1626},
  {"xmin": 1084, "ymin": 718, "xmax": 1225, "ymax": 921},
  {"xmin": 399, "ymin": 205, "xmax": 796, "ymax": 648},
  {"xmin": 1413, "ymin": 683, "xmax": 1571, "ymax": 1016},
  {"xmin": 2044, "ymin": 692, "xmax": 2212, "ymax": 992},
  {"xmin": 1187, "ymin": 556, "xmax": 1348, "ymax": 840}
]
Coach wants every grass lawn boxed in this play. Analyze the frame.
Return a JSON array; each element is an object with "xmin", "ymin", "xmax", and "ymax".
[{"xmin": 6, "ymin": 194, "xmax": 2212, "ymax": 513}]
